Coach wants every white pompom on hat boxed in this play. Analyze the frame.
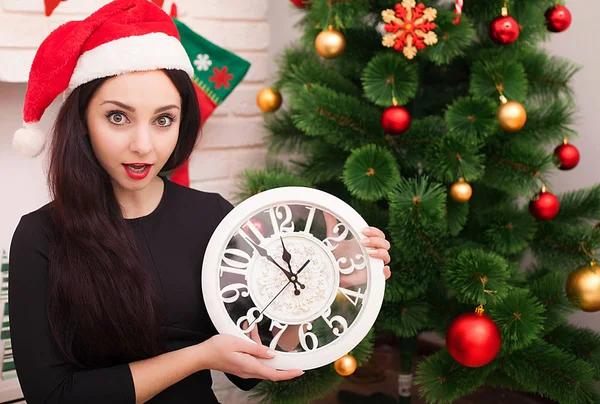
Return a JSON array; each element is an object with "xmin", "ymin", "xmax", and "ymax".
[{"xmin": 14, "ymin": 0, "xmax": 194, "ymax": 158}]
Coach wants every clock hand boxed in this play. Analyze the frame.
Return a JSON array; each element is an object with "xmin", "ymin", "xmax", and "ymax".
[
  {"xmin": 280, "ymin": 236, "xmax": 294, "ymax": 274},
  {"xmin": 246, "ymin": 237, "xmax": 293, "ymax": 279},
  {"xmin": 247, "ymin": 259, "xmax": 310, "ymax": 329}
]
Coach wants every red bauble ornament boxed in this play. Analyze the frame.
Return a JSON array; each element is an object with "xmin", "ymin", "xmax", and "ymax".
[
  {"xmin": 446, "ymin": 310, "xmax": 502, "ymax": 368},
  {"xmin": 290, "ymin": 0, "xmax": 309, "ymax": 8},
  {"xmin": 529, "ymin": 188, "xmax": 560, "ymax": 221},
  {"xmin": 489, "ymin": 15, "xmax": 520, "ymax": 45},
  {"xmin": 545, "ymin": 5, "xmax": 572, "ymax": 33},
  {"xmin": 554, "ymin": 141, "xmax": 580, "ymax": 170},
  {"xmin": 381, "ymin": 106, "xmax": 411, "ymax": 136}
]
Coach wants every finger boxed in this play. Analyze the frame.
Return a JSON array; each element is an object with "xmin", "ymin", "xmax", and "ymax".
[
  {"xmin": 260, "ymin": 367, "xmax": 304, "ymax": 382},
  {"xmin": 384, "ymin": 265, "xmax": 391, "ymax": 280},
  {"xmin": 362, "ymin": 226, "xmax": 386, "ymax": 239},
  {"xmin": 249, "ymin": 325, "xmax": 262, "ymax": 345},
  {"xmin": 241, "ymin": 340, "xmax": 277, "ymax": 359},
  {"xmin": 361, "ymin": 237, "xmax": 391, "ymax": 250},
  {"xmin": 367, "ymin": 248, "xmax": 391, "ymax": 264}
]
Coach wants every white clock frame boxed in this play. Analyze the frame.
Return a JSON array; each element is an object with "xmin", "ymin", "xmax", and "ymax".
[{"xmin": 202, "ymin": 186, "xmax": 385, "ymax": 371}]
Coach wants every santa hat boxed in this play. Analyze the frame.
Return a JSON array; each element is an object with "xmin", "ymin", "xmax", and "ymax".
[{"xmin": 13, "ymin": 0, "xmax": 194, "ymax": 157}]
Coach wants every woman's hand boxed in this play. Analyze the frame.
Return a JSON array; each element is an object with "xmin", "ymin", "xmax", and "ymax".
[
  {"xmin": 201, "ymin": 334, "xmax": 303, "ymax": 382},
  {"xmin": 360, "ymin": 226, "xmax": 391, "ymax": 280}
]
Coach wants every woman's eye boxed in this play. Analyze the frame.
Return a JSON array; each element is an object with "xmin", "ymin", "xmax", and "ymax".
[
  {"xmin": 107, "ymin": 112, "xmax": 127, "ymax": 125},
  {"xmin": 156, "ymin": 115, "xmax": 174, "ymax": 127}
]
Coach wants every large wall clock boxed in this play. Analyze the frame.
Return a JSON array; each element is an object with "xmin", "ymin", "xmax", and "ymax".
[{"xmin": 202, "ymin": 187, "xmax": 385, "ymax": 370}]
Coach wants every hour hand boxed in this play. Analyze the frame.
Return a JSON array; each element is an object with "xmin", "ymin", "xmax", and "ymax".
[{"xmin": 280, "ymin": 236, "xmax": 294, "ymax": 274}]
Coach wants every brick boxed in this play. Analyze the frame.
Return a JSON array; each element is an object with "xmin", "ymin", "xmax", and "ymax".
[
  {"xmin": 0, "ymin": 14, "xmax": 46, "ymax": 48},
  {"xmin": 180, "ymin": 18, "xmax": 268, "ymax": 51},
  {"xmin": 219, "ymin": 86, "xmax": 264, "ymax": 117},
  {"xmin": 177, "ymin": 0, "xmax": 268, "ymax": 21},
  {"xmin": 237, "ymin": 52, "xmax": 268, "ymax": 82},
  {"xmin": 3, "ymin": 0, "xmax": 100, "ymax": 14},
  {"xmin": 198, "ymin": 118, "xmax": 267, "ymax": 149},
  {"xmin": 0, "ymin": 49, "xmax": 35, "ymax": 82},
  {"xmin": 228, "ymin": 148, "xmax": 267, "ymax": 177},
  {"xmin": 188, "ymin": 150, "xmax": 229, "ymax": 182}
]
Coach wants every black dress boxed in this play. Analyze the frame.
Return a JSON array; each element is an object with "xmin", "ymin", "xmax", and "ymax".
[{"xmin": 8, "ymin": 177, "xmax": 261, "ymax": 403}]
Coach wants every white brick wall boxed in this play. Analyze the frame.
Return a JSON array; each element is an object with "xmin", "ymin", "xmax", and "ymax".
[{"xmin": 0, "ymin": 0, "xmax": 271, "ymax": 401}]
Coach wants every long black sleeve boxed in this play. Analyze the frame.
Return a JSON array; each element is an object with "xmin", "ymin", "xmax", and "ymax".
[{"xmin": 8, "ymin": 212, "xmax": 136, "ymax": 404}]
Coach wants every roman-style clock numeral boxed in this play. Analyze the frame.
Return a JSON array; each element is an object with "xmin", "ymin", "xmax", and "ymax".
[
  {"xmin": 303, "ymin": 206, "xmax": 317, "ymax": 233},
  {"xmin": 298, "ymin": 322, "xmax": 319, "ymax": 351},
  {"xmin": 322, "ymin": 307, "xmax": 348, "ymax": 336},
  {"xmin": 338, "ymin": 287, "xmax": 365, "ymax": 306},
  {"xmin": 220, "ymin": 283, "xmax": 249, "ymax": 303},
  {"xmin": 335, "ymin": 254, "xmax": 367, "ymax": 275},
  {"xmin": 239, "ymin": 220, "xmax": 267, "ymax": 245},
  {"xmin": 267, "ymin": 204, "xmax": 294, "ymax": 236},
  {"xmin": 236, "ymin": 307, "xmax": 263, "ymax": 334},
  {"xmin": 322, "ymin": 222, "xmax": 349, "ymax": 251},
  {"xmin": 219, "ymin": 248, "xmax": 251, "ymax": 278},
  {"xmin": 268, "ymin": 320, "xmax": 289, "ymax": 350}
]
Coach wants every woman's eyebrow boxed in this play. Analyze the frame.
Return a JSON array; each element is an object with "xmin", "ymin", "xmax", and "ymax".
[{"xmin": 100, "ymin": 100, "xmax": 180, "ymax": 113}]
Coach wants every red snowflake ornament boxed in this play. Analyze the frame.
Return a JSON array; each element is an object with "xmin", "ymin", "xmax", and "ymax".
[
  {"xmin": 381, "ymin": 0, "xmax": 438, "ymax": 59},
  {"xmin": 209, "ymin": 66, "xmax": 234, "ymax": 90}
]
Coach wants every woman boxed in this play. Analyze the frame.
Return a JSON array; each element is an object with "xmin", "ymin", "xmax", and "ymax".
[{"xmin": 8, "ymin": 1, "xmax": 392, "ymax": 403}]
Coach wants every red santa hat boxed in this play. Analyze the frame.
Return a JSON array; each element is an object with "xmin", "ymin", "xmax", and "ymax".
[{"xmin": 13, "ymin": 0, "xmax": 194, "ymax": 157}]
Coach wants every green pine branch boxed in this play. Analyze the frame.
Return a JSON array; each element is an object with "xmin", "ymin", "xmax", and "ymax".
[
  {"xmin": 487, "ymin": 288, "xmax": 546, "ymax": 353},
  {"xmin": 481, "ymin": 140, "xmax": 554, "ymax": 196},
  {"xmin": 519, "ymin": 48, "xmax": 581, "ymax": 101},
  {"xmin": 480, "ymin": 202, "xmax": 537, "ymax": 256},
  {"xmin": 500, "ymin": 340, "xmax": 599, "ymax": 404},
  {"xmin": 530, "ymin": 224, "xmax": 600, "ymax": 271},
  {"xmin": 376, "ymin": 300, "xmax": 430, "ymax": 338},
  {"xmin": 290, "ymin": 84, "xmax": 385, "ymax": 151},
  {"xmin": 343, "ymin": 144, "xmax": 401, "ymax": 201},
  {"xmin": 233, "ymin": 164, "xmax": 312, "ymax": 204},
  {"xmin": 470, "ymin": 58, "xmax": 528, "ymax": 103},
  {"xmin": 361, "ymin": 51, "xmax": 418, "ymax": 106},
  {"xmin": 444, "ymin": 96, "xmax": 498, "ymax": 142},
  {"xmin": 441, "ymin": 248, "xmax": 511, "ymax": 306},
  {"xmin": 553, "ymin": 184, "xmax": 600, "ymax": 226},
  {"xmin": 546, "ymin": 325, "xmax": 600, "ymax": 380},
  {"xmin": 414, "ymin": 350, "xmax": 494, "ymax": 404},
  {"xmin": 424, "ymin": 10, "xmax": 476, "ymax": 66},
  {"xmin": 423, "ymin": 132, "xmax": 485, "ymax": 183}
]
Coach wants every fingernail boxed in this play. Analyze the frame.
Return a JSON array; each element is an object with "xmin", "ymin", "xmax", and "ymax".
[
  {"xmin": 267, "ymin": 349, "xmax": 277, "ymax": 358},
  {"xmin": 360, "ymin": 238, "xmax": 370, "ymax": 245},
  {"xmin": 367, "ymin": 248, "xmax": 378, "ymax": 255},
  {"xmin": 362, "ymin": 227, "xmax": 372, "ymax": 234}
]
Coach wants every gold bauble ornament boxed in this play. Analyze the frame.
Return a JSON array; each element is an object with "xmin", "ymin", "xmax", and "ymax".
[
  {"xmin": 450, "ymin": 178, "xmax": 472, "ymax": 203},
  {"xmin": 566, "ymin": 263, "xmax": 600, "ymax": 312},
  {"xmin": 334, "ymin": 354, "xmax": 357, "ymax": 376},
  {"xmin": 497, "ymin": 98, "xmax": 527, "ymax": 132},
  {"xmin": 256, "ymin": 87, "xmax": 282, "ymax": 113},
  {"xmin": 315, "ymin": 26, "xmax": 346, "ymax": 59}
]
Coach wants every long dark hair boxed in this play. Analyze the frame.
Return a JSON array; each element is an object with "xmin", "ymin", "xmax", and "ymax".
[{"xmin": 46, "ymin": 69, "xmax": 200, "ymax": 368}]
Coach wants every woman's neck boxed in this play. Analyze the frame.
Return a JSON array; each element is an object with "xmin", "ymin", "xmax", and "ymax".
[{"xmin": 113, "ymin": 176, "xmax": 165, "ymax": 220}]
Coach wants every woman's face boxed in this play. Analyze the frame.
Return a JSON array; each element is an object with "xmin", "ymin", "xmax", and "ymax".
[{"xmin": 85, "ymin": 70, "xmax": 181, "ymax": 192}]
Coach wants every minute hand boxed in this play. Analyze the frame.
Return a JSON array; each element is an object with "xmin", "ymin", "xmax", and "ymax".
[{"xmin": 246, "ymin": 239, "xmax": 293, "ymax": 278}]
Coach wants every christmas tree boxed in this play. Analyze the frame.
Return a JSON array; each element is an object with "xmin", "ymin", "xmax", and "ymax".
[{"xmin": 239, "ymin": 1, "xmax": 600, "ymax": 403}]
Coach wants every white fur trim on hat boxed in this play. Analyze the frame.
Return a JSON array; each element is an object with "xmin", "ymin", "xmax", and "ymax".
[
  {"xmin": 13, "ymin": 122, "xmax": 46, "ymax": 158},
  {"xmin": 68, "ymin": 32, "xmax": 194, "ymax": 90}
]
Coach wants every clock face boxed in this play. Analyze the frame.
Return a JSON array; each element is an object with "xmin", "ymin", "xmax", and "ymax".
[{"xmin": 203, "ymin": 187, "xmax": 385, "ymax": 370}]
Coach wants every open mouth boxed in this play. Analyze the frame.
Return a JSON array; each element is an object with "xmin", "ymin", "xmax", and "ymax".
[{"xmin": 122, "ymin": 163, "xmax": 153, "ymax": 179}]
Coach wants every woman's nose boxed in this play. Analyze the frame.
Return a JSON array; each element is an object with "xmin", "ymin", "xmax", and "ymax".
[{"xmin": 130, "ymin": 127, "xmax": 152, "ymax": 155}]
